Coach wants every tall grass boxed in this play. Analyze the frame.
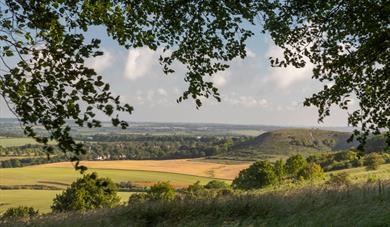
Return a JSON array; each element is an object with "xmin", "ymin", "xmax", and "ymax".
[{"xmin": 6, "ymin": 181, "xmax": 390, "ymax": 227}]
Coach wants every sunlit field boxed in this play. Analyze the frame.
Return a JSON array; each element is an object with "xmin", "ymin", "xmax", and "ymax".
[
  {"xmin": 40, "ymin": 159, "xmax": 250, "ymax": 179},
  {"xmin": 0, "ymin": 190, "xmax": 133, "ymax": 213}
]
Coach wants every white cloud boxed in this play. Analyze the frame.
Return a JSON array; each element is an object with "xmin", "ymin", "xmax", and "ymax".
[
  {"xmin": 124, "ymin": 47, "xmax": 157, "ymax": 80},
  {"xmin": 86, "ymin": 51, "xmax": 113, "ymax": 72},
  {"xmin": 265, "ymin": 44, "xmax": 313, "ymax": 88},
  {"xmin": 211, "ymin": 70, "xmax": 230, "ymax": 87},
  {"xmin": 146, "ymin": 90, "xmax": 155, "ymax": 101},
  {"xmin": 157, "ymin": 88, "xmax": 168, "ymax": 96},
  {"xmin": 226, "ymin": 94, "xmax": 268, "ymax": 108},
  {"xmin": 246, "ymin": 48, "xmax": 256, "ymax": 58}
]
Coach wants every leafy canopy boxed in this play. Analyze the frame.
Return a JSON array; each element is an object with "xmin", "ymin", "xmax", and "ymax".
[
  {"xmin": 0, "ymin": 1, "xmax": 264, "ymax": 168},
  {"xmin": 1, "ymin": 206, "xmax": 39, "ymax": 220},
  {"xmin": 51, "ymin": 172, "xmax": 120, "ymax": 212},
  {"xmin": 263, "ymin": 0, "xmax": 389, "ymax": 148},
  {"xmin": 285, "ymin": 154, "xmax": 307, "ymax": 178},
  {"xmin": 232, "ymin": 160, "xmax": 277, "ymax": 190},
  {"xmin": 146, "ymin": 181, "xmax": 176, "ymax": 201},
  {"xmin": 0, "ymin": 0, "xmax": 388, "ymax": 166}
]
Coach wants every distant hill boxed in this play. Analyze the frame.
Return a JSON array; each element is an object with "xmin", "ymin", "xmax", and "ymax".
[{"xmin": 223, "ymin": 128, "xmax": 360, "ymax": 159}]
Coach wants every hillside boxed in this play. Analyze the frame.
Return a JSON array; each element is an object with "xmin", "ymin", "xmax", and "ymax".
[
  {"xmin": 8, "ymin": 180, "xmax": 390, "ymax": 227},
  {"xmin": 224, "ymin": 128, "xmax": 358, "ymax": 159}
]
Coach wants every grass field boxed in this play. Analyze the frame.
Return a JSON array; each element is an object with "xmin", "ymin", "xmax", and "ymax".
[
  {"xmin": 41, "ymin": 159, "xmax": 250, "ymax": 179},
  {"xmin": 1, "ymin": 159, "xmax": 389, "ymax": 217},
  {"xmin": 0, "ymin": 137, "xmax": 58, "ymax": 147},
  {"xmin": 0, "ymin": 190, "xmax": 134, "ymax": 213},
  {"xmin": 9, "ymin": 181, "xmax": 390, "ymax": 226},
  {"xmin": 0, "ymin": 165, "xmax": 226, "ymax": 189},
  {"xmin": 0, "ymin": 137, "xmax": 39, "ymax": 147}
]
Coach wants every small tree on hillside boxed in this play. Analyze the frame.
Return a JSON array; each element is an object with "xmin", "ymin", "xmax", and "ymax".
[
  {"xmin": 147, "ymin": 182, "xmax": 176, "ymax": 201},
  {"xmin": 1, "ymin": 206, "xmax": 39, "ymax": 220},
  {"xmin": 298, "ymin": 163, "xmax": 325, "ymax": 181},
  {"xmin": 232, "ymin": 160, "xmax": 277, "ymax": 190},
  {"xmin": 51, "ymin": 172, "xmax": 120, "ymax": 212},
  {"xmin": 204, "ymin": 180, "xmax": 230, "ymax": 189},
  {"xmin": 273, "ymin": 159, "xmax": 285, "ymax": 183},
  {"xmin": 285, "ymin": 154, "xmax": 307, "ymax": 179},
  {"xmin": 365, "ymin": 153, "xmax": 385, "ymax": 171},
  {"xmin": 326, "ymin": 172, "xmax": 352, "ymax": 187}
]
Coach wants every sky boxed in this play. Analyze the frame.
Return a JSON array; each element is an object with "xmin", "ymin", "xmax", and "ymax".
[{"xmin": 0, "ymin": 26, "xmax": 356, "ymax": 127}]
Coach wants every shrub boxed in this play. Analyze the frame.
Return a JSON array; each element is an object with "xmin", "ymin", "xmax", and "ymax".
[
  {"xmin": 298, "ymin": 163, "xmax": 325, "ymax": 181},
  {"xmin": 128, "ymin": 193, "xmax": 148, "ymax": 204},
  {"xmin": 351, "ymin": 159, "xmax": 364, "ymax": 167},
  {"xmin": 232, "ymin": 160, "xmax": 277, "ymax": 190},
  {"xmin": 285, "ymin": 154, "xmax": 307, "ymax": 178},
  {"xmin": 51, "ymin": 172, "xmax": 120, "ymax": 212},
  {"xmin": 204, "ymin": 180, "xmax": 230, "ymax": 189},
  {"xmin": 180, "ymin": 181, "xmax": 209, "ymax": 199},
  {"xmin": 147, "ymin": 182, "xmax": 176, "ymax": 201},
  {"xmin": 365, "ymin": 153, "xmax": 385, "ymax": 170},
  {"xmin": 1, "ymin": 206, "xmax": 38, "ymax": 220},
  {"xmin": 273, "ymin": 159, "xmax": 285, "ymax": 183},
  {"xmin": 334, "ymin": 150, "xmax": 358, "ymax": 162},
  {"xmin": 326, "ymin": 172, "xmax": 352, "ymax": 186},
  {"xmin": 366, "ymin": 175, "xmax": 379, "ymax": 183}
]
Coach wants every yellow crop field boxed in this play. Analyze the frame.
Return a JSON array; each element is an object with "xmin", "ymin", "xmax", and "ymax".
[{"xmin": 39, "ymin": 159, "xmax": 251, "ymax": 180}]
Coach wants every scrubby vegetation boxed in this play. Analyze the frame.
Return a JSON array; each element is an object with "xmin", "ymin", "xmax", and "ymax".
[
  {"xmin": 0, "ymin": 206, "xmax": 38, "ymax": 221},
  {"xmin": 232, "ymin": 154, "xmax": 326, "ymax": 190},
  {"xmin": 4, "ymin": 181, "xmax": 390, "ymax": 227},
  {"xmin": 51, "ymin": 173, "xmax": 120, "ymax": 212}
]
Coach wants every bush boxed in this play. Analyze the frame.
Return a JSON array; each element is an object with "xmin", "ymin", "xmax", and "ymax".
[
  {"xmin": 273, "ymin": 159, "xmax": 285, "ymax": 183},
  {"xmin": 366, "ymin": 175, "xmax": 379, "ymax": 183},
  {"xmin": 147, "ymin": 182, "xmax": 176, "ymax": 201},
  {"xmin": 285, "ymin": 154, "xmax": 307, "ymax": 178},
  {"xmin": 365, "ymin": 153, "xmax": 385, "ymax": 170},
  {"xmin": 326, "ymin": 172, "xmax": 352, "ymax": 186},
  {"xmin": 204, "ymin": 180, "xmax": 230, "ymax": 189},
  {"xmin": 1, "ymin": 206, "xmax": 39, "ymax": 220},
  {"xmin": 232, "ymin": 160, "xmax": 277, "ymax": 190},
  {"xmin": 298, "ymin": 163, "xmax": 325, "ymax": 181},
  {"xmin": 51, "ymin": 172, "xmax": 120, "ymax": 212},
  {"xmin": 128, "ymin": 193, "xmax": 148, "ymax": 204},
  {"xmin": 334, "ymin": 150, "xmax": 358, "ymax": 162},
  {"xmin": 116, "ymin": 181, "xmax": 136, "ymax": 191}
]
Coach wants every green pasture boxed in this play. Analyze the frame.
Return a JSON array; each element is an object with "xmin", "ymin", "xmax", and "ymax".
[
  {"xmin": 0, "ymin": 137, "xmax": 39, "ymax": 147},
  {"xmin": 0, "ymin": 137, "xmax": 59, "ymax": 147},
  {"xmin": 0, "ymin": 166, "xmax": 225, "ymax": 189},
  {"xmin": 0, "ymin": 165, "xmax": 224, "ymax": 214},
  {"xmin": 0, "ymin": 190, "xmax": 133, "ymax": 213}
]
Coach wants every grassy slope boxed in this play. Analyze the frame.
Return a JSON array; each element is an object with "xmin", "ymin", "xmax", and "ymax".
[
  {"xmin": 0, "ymin": 190, "xmax": 133, "ymax": 213},
  {"xmin": 1, "ymin": 164, "xmax": 389, "ymax": 218},
  {"xmin": 11, "ymin": 181, "xmax": 390, "ymax": 227},
  {"xmin": 226, "ymin": 128, "xmax": 357, "ymax": 159}
]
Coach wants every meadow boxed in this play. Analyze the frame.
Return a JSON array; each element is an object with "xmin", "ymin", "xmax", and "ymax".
[
  {"xmin": 0, "ymin": 163, "xmax": 228, "ymax": 213},
  {"xmin": 8, "ymin": 181, "xmax": 390, "ymax": 227},
  {"xmin": 0, "ymin": 137, "xmax": 39, "ymax": 147},
  {"xmin": 0, "ymin": 166, "xmax": 223, "ymax": 189},
  {"xmin": 0, "ymin": 190, "xmax": 133, "ymax": 213},
  {"xmin": 1, "ymin": 162, "xmax": 390, "ymax": 214}
]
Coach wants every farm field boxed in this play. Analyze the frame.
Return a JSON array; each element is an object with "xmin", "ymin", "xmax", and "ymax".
[
  {"xmin": 0, "ymin": 190, "xmax": 134, "ymax": 213},
  {"xmin": 0, "ymin": 165, "xmax": 226, "ymax": 189},
  {"xmin": 0, "ymin": 137, "xmax": 39, "ymax": 147},
  {"xmin": 0, "ymin": 137, "xmax": 58, "ymax": 147},
  {"xmin": 41, "ymin": 159, "xmax": 251, "ymax": 179}
]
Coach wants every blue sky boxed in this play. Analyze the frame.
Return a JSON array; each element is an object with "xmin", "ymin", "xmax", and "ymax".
[{"xmin": 0, "ymin": 26, "xmax": 355, "ymax": 127}]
